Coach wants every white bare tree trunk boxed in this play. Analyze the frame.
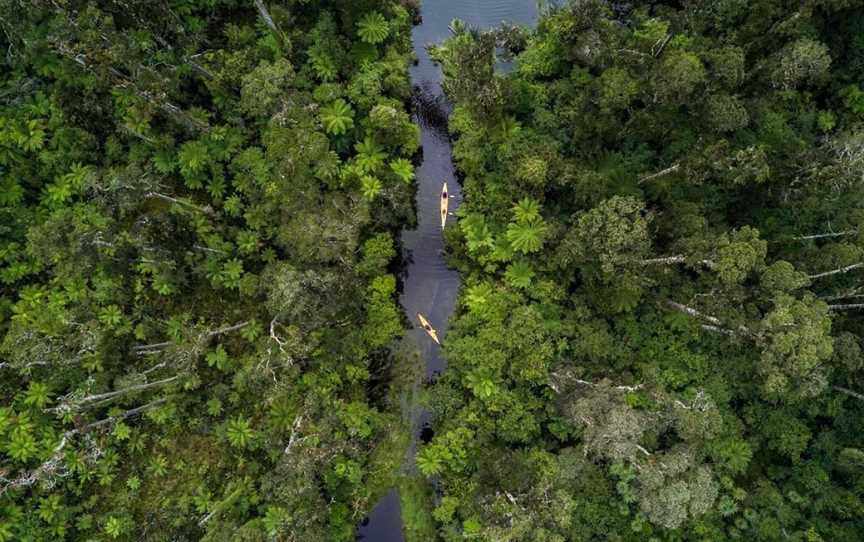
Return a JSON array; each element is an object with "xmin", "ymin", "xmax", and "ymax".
[
  {"xmin": 134, "ymin": 321, "xmax": 248, "ymax": 353},
  {"xmin": 665, "ymin": 300, "xmax": 724, "ymax": 326},
  {"xmin": 808, "ymin": 262, "xmax": 864, "ymax": 280},
  {"xmin": 52, "ymin": 376, "xmax": 179, "ymax": 414},
  {"xmin": 665, "ymin": 300, "xmax": 752, "ymax": 337},
  {"xmin": 792, "ymin": 230, "xmax": 857, "ymax": 241},
  {"xmin": 145, "ymin": 192, "xmax": 214, "ymax": 215},
  {"xmin": 638, "ymin": 163, "xmax": 680, "ymax": 184},
  {"xmin": 641, "ymin": 255, "xmax": 688, "ymax": 265},
  {"xmin": 640, "ymin": 255, "xmax": 716, "ymax": 268},
  {"xmin": 828, "ymin": 303, "xmax": 864, "ymax": 311},
  {"xmin": 834, "ymin": 386, "xmax": 864, "ymax": 402},
  {"xmin": 254, "ymin": 0, "xmax": 281, "ymax": 35}
]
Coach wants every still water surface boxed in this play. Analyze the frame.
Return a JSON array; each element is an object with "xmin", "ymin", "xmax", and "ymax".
[{"xmin": 356, "ymin": 1, "xmax": 537, "ymax": 540}]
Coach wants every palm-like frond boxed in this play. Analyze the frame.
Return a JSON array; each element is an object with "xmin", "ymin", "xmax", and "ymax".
[
  {"xmin": 505, "ymin": 260, "xmax": 535, "ymax": 289},
  {"xmin": 512, "ymin": 197, "xmax": 541, "ymax": 223},
  {"xmin": 506, "ymin": 219, "xmax": 547, "ymax": 254},
  {"xmin": 390, "ymin": 158, "xmax": 414, "ymax": 183},
  {"xmin": 320, "ymin": 99, "xmax": 354, "ymax": 135},
  {"xmin": 355, "ymin": 137, "xmax": 386, "ymax": 172},
  {"xmin": 357, "ymin": 12, "xmax": 389, "ymax": 44},
  {"xmin": 361, "ymin": 175, "xmax": 382, "ymax": 200}
]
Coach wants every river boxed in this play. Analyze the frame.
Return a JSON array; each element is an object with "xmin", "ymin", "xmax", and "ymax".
[{"xmin": 356, "ymin": 1, "xmax": 537, "ymax": 540}]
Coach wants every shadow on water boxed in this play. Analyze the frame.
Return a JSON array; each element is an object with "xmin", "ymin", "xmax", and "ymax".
[
  {"xmin": 419, "ymin": 423, "xmax": 435, "ymax": 444},
  {"xmin": 411, "ymin": 84, "xmax": 451, "ymax": 136},
  {"xmin": 365, "ymin": 347, "xmax": 397, "ymax": 410},
  {"xmin": 356, "ymin": 2, "xmax": 537, "ymax": 540}
]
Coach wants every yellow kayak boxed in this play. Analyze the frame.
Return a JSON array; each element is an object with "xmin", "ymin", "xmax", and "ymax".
[
  {"xmin": 440, "ymin": 182, "xmax": 448, "ymax": 230},
  {"xmin": 417, "ymin": 312, "xmax": 440, "ymax": 344}
]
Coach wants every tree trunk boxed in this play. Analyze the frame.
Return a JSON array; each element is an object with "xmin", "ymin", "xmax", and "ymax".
[
  {"xmin": 640, "ymin": 255, "xmax": 716, "ymax": 268},
  {"xmin": 808, "ymin": 262, "xmax": 864, "ymax": 280},
  {"xmin": 665, "ymin": 300, "xmax": 724, "ymax": 326},
  {"xmin": 54, "ymin": 42, "xmax": 210, "ymax": 133},
  {"xmin": 822, "ymin": 285, "xmax": 864, "ymax": 301},
  {"xmin": 834, "ymin": 386, "xmax": 864, "ymax": 402},
  {"xmin": 133, "ymin": 340, "xmax": 173, "ymax": 352},
  {"xmin": 146, "ymin": 192, "xmax": 214, "ymax": 215},
  {"xmin": 638, "ymin": 163, "xmax": 680, "ymax": 184},
  {"xmin": 284, "ymin": 414, "xmax": 305, "ymax": 455},
  {"xmin": 207, "ymin": 321, "xmax": 250, "ymax": 337},
  {"xmin": 253, "ymin": 0, "xmax": 287, "ymax": 51},
  {"xmin": 198, "ymin": 484, "xmax": 246, "ymax": 527},
  {"xmin": 57, "ymin": 375, "xmax": 179, "ymax": 412},
  {"xmin": 664, "ymin": 300, "xmax": 752, "ymax": 337},
  {"xmin": 641, "ymin": 255, "xmax": 687, "ymax": 265},
  {"xmin": 572, "ymin": 379, "xmax": 643, "ymax": 392},
  {"xmin": 652, "ymin": 34, "xmax": 672, "ymax": 57},
  {"xmin": 253, "ymin": 0, "xmax": 281, "ymax": 34},
  {"xmin": 133, "ymin": 321, "xmax": 248, "ymax": 354},
  {"xmin": 80, "ymin": 398, "xmax": 168, "ymax": 431},
  {"xmin": 701, "ymin": 324, "xmax": 735, "ymax": 336},
  {"xmin": 828, "ymin": 303, "xmax": 864, "ymax": 311},
  {"xmin": 792, "ymin": 230, "xmax": 857, "ymax": 241}
]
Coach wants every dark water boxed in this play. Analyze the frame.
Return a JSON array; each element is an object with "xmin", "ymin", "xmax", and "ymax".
[{"xmin": 356, "ymin": 1, "xmax": 537, "ymax": 540}]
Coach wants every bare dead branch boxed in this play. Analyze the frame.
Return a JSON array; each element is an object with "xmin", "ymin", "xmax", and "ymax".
[
  {"xmin": 828, "ymin": 303, "xmax": 864, "ymax": 311},
  {"xmin": 834, "ymin": 385, "xmax": 864, "ymax": 402},
  {"xmin": 638, "ymin": 163, "xmax": 680, "ymax": 184},
  {"xmin": 145, "ymin": 192, "xmax": 214, "ymax": 215},
  {"xmin": 808, "ymin": 262, "xmax": 864, "ymax": 280},
  {"xmin": 792, "ymin": 230, "xmax": 857, "ymax": 241}
]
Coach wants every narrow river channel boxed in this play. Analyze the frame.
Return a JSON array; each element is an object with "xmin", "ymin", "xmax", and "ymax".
[{"xmin": 356, "ymin": 1, "xmax": 537, "ymax": 540}]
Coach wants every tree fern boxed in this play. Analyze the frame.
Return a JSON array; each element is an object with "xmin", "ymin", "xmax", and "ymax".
[
  {"xmin": 320, "ymin": 99, "xmax": 354, "ymax": 135},
  {"xmin": 8, "ymin": 424, "xmax": 38, "ymax": 462},
  {"xmin": 389, "ymin": 158, "xmax": 414, "ymax": 183},
  {"xmin": 461, "ymin": 213, "xmax": 494, "ymax": 253},
  {"xmin": 226, "ymin": 417, "xmax": 255, "ymax": 449},
  {"xmin": 355, "ymin": 137, "xmax": 386, "ymax": 172},
  {"xmin": 178, "ymin": 139, "xmax": 209, "ymax": 188},
  {"xmin": 308, "ymin": 47, "xmax": 338, "ymax": 81},
  {"xmin": 416, "ymin": 447, "xmax": 444, "ymax": 476},
  {"xmin": 361, "ymin": 175, "xmax": 382, "ymax": 200},
  {"xmin": 465, "ymin": 282, "xmax": 494, "ymax": 315},
  {"xmin": 205, "ymin": 344, "xmax": 230, "ymax": 371},
  {"xmin": 505, "ymin": 260, "xmax": 535, "ymax": 289},
  {"xmin": 0, "ymin": 178, "xmax": 24, "ymax": 206},
  {"xmin": 512, "ymin": 197, "xmax": 541, "ymax": 223},
  {"xmin": 506, "ymin": 219, "xmax": 547, "ymax": 254},
  {"xmin": 104, "ymin": 517, "xmax": 126, "ymax": 539},
  {"xmin": 357, "ymin": 12, "xmax": 389, "ymax": 44},
  {"xmin": 268, "ymin": 400, "xmax": 295, "ymax": 433}
]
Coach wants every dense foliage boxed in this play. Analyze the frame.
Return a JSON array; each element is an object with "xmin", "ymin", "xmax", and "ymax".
[
  {"xmin": 423, "ymin": 1, "xmax": 864, "ymax": 540},
  {"xmin": 7, "ymin": 0, "xmax": 864, "ymax": 540},
  {"xmin": 0, "ymin": 0, "xmax": 421, "ymax": 539}
]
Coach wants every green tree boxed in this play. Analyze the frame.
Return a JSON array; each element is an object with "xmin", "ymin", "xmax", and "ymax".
[{"xmin": 759, "ymin": 294, "xmax": 834, "ymax": 401}]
